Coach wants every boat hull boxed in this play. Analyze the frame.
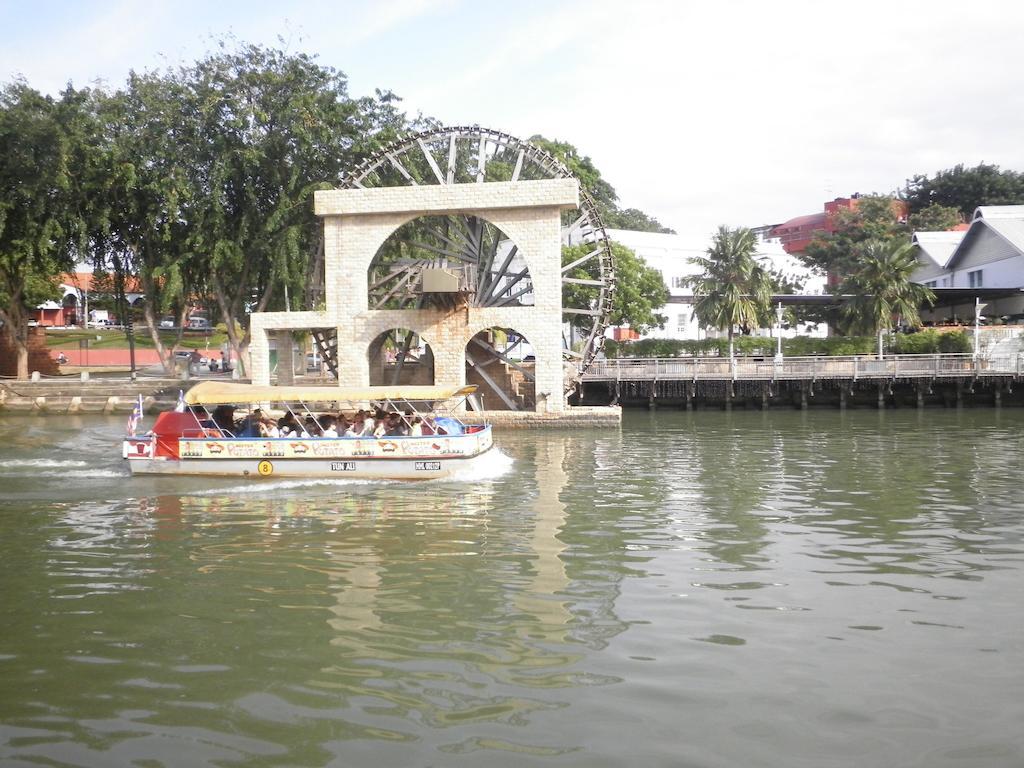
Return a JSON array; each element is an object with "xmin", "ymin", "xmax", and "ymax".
[
  {"xmin": 124, "ymin": 427, "xmax": 494, "ymax": 481},
  {"xmin": 126, "ymin": 450, "xmax": 492, "ymax": 480}
]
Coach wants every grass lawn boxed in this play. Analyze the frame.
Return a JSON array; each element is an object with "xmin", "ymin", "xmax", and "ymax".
[{"xmin": 45, "ymin": 328, "xmax": 229, "ymax": 350}]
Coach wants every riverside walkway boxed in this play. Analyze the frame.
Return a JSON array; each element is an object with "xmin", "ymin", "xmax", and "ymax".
[
  {"xmin": 578, "ymin": 353, "xmax": 1024, "ymax": 409},
  {"xmin": 581, "ymin": 353, "xmax": 1023, "ymax": 383}
]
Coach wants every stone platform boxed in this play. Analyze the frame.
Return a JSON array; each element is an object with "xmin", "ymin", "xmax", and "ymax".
[{"xmin": 462, "ymin": 406, "xmax": 621, "ymax": 428}]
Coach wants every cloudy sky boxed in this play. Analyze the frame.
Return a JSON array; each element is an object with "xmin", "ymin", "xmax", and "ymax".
[{"xmin": 4, "ymin": 0, "xmax": 1024, "ymax": 246}]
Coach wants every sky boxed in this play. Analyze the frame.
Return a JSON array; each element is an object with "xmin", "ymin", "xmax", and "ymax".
[{"xmin": 3, "ymin": 0, "xmax": 1024, "ymax": 247}]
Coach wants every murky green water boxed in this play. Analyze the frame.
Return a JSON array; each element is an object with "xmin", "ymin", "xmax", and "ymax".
[{"xmin": 1, "ymin": 409, "xmax": 1022, "ymax": 767}]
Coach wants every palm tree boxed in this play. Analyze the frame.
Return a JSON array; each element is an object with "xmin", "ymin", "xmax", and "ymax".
[
  {"xmin": 687, "ymin": 226, "xmax": 773, "ymax": 359},
  {"xmin": 839, "ymin": 239, "xmax": 935, "ymax": 357}
]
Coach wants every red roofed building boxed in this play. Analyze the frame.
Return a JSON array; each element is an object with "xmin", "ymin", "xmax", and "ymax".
[
  {"xmin": 771, "ymin": 195, "xmax": 909, "ymax": 256},
  {"xmin": 32, "ymin": 272, "xmax": 145, "ymax": 327}
]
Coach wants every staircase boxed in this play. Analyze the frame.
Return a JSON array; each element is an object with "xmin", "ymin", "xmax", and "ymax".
[
  {"xmin": 466, "ymin": 357, "xmax": 535, "ymax": 411},
  {"xmin": 986, "ymin": 329, "xmax": 1024, "ymax": 370}
]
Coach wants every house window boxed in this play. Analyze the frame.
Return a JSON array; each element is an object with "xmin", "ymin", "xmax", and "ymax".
[
  {"xmin": 671, "ymin": 276, "xmax": 687, "ymax": 289},
  {"xmin": 924, "ymin": 280, "xmax": 937, "ymax": 288},
  {"xmin": 677, "ymin": 313, "xmax": 688, "ymax": 332},
  {"xmin": 968, "ymin": 269, "xmax": 983, "ymax": 288}
]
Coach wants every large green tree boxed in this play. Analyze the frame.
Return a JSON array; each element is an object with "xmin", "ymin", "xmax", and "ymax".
[
  {"xmin": 180, "ymin": 44, "xmax": 407, "ymax": 372},
  {"xmin": 687, "ymin": 226, "xmax": 773, "ymax": 359},
  {"xmin": 0, "ymin": 82, "xmax": 88, "ymax": 378},
  {"xmin": 562, "ymin": 241, "xmax": 668, "ymax": 337},
  {"xmin": 838, "ymin": 239, "xmax": 935, "ymax": 357},
  {"xmin": 903, "ymin": 163, "xmax": 1024, "ymax": 218}
]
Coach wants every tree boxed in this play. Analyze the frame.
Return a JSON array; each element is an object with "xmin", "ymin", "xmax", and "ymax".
[
  {"xmin": 687, "ymin": 226, "xmax": 772, "ymax": 359},
  {"xmin": 907, "ymin": 203, "xmax": 962, "ymax": 233},
  {"xmin": 602, "ymin": 207, "xmax": 675, "ymax": 234},
  {"xmin": 800, "ymin": 195, "xmax": 907, "ymax": 277},
  {"xmin": 181, "ymin": 44, "xmax": 407, "ymax": 373},
  {"xmin": 561, "ymin": 241, "xmax": 668, "ymax": 337},
  {"xmin": 101, "ymin": 72, "xmax": 197, "ymax": 373},
  {"xmin": 838, "ymin": 239, "xmax": 935, "ymax": 357},
  {"xmin": 903, "ymin": 163, "xmax": 1024, "ymax": 218},
  {"xmin": 0, "ymin": 82, "xmax": 85, "ymax": 378}
]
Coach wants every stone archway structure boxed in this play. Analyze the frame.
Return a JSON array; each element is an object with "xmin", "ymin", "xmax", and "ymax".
[{"xmin": 249, "ymin": 178, "xmax": 579, "ymax": 412}]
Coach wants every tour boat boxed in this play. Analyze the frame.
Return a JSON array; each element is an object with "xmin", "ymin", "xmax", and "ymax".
[{"xmin": 122, "ymin": 382, "xmax": 494, "ymax": 480}]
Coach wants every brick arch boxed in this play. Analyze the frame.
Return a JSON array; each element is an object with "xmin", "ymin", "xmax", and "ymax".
[
  {"xmin": 365, "ymin": 213, "xmax": 535, "ymax": 308},
  {"xmin": 464, "ymin": 325, "xmax": 537, "ymax": 410},
  {"xmin": 365, "ymin": 326, "xmax": 436, "ymax": 387}
]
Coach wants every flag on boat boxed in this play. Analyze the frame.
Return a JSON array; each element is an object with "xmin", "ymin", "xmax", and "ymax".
[
  {"xmin": 174, "ymin": 389, "xmax": 186, "ymax": 412},
  {"xmin": 127, "ymin": 394, "xmax": 143, "ymax": 436}
]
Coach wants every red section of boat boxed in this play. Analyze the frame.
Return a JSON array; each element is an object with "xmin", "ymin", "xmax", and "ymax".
[{"xmin": 151, "ymin": 412, "xmax": 205, "ymax": 459}]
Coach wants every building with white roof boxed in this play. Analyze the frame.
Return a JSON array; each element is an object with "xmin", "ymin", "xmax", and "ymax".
[
  {"xmin": 605, "ymin": 228, "xmax": 828, "ymax": 341},
  {"xmin": 913, "ymin": 205, "xmax": 1024, "ymax": 322}
]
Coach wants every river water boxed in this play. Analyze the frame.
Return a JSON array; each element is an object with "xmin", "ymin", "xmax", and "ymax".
[{"xmin": 1, "ymin": 409, "xmax": 1022, "ymax": 767}]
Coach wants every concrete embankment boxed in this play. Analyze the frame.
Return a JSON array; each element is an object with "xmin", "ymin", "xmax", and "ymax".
[
  {"xmin": 0, "ymin": 378, "xmax": 183, "ymax": 414},
  {"xmin": 0, "ymin": 378, "xmax": 622, "ymax": 427}
]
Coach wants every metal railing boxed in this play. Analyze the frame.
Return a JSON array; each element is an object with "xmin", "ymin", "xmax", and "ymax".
[{"xmin": 582, "ymin": 353, "xmax": 1024, "ymax": 383}]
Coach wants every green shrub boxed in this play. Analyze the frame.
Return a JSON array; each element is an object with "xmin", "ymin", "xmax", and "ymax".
[
  {"xmin": 890, "ymin": 330, "xmax": 939, "ymax": 354},
  {"xmin": 937, "ymin": 330, "xmax": 972, "ymax": 353}
]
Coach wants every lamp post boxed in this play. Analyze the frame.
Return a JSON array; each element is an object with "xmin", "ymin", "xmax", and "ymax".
[
  {"xmin": 775, "ymin": 301, "xmax": 784, "ymax": 361},
  {"xmin": 973, "ymin": 297, "xmax": 987, "ymax": 359}
]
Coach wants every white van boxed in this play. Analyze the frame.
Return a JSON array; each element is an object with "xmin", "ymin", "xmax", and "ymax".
[{"xmin": 187, "ymin": 317, "xmax": 211, "ymax": 331}]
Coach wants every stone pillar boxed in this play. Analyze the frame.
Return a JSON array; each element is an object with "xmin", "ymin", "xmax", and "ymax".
[
  {"xmin": 249, "ymin": 324, "xmax": 271, "ymax": 385},
  {"xmin": 276, "ymin": 331, "xmax": 295, "ymax": 385}
]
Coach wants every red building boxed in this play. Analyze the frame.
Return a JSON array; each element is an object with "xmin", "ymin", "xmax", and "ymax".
[{"xmin": 771, "ymin": 194, "xmax": 910, "ymax": 256}]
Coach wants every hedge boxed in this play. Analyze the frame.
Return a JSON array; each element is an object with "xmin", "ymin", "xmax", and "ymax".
[{"xmin": 603, "ymin": 330, "xmax": 972, "ymax": 358}]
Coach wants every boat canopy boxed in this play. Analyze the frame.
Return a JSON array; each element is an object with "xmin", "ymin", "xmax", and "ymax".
[{"xmin": 183, "ymin": 381, "xmax": 477, "ymax": 407}]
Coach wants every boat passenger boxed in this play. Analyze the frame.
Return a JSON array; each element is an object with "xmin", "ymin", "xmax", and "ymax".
[
  {"xmin": 260, "ymin": 417, "xmax": 280, "ymax": 438},
  {"xmin": 386, "ymin": 412, "xmax": 407, "ymax": 436},
  {"xmin": 302, "ymin": 416, "xmax": 321, "ymax": 437},
  {"xmin": 410, "ymin": 416, "xmax": 424, "ymax": 436},
  {"xmin": 279, "ymin": 413, "xmax": 301, "ymax": 437},
  {"xmin": 360, "ymin": 410, "xmax": 376, "ymax": 437},
  {"xmin": 237, "ymin": 408, "xmax": 263, "ymax": 438},
  {"xmin": 344, "ymin": 415, "xmax": 364, "ymax": 437},
  {"xmin": 212, "ymin": 405, "xmax": 235, "ymax": 434},
  {"xmin": 321, "ymin": 416, "xmax": 338, "ymax": 438}
]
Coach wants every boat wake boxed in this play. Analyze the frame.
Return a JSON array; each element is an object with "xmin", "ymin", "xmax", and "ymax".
[
  {"xmin": 438, "ymin": 447, "xmax": 514, "ymax": 483},
  {"xmin": 0, "ymin": 459, "xmax": 90, "ymax": 469}
]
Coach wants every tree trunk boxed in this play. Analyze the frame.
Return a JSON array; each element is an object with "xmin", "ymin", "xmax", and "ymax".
[
  {"xmin": 139, "ymin": 268, "xmax": 174, "ymax": 374},
  {"xmin": 0, "ymin": 306, "xmax": 30, "ymax": 380}
]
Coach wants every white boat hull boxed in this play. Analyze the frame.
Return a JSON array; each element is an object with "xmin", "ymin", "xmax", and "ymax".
[{"xmin": 124, "ymin": 428, "xmax": 494, "ymax": 481}]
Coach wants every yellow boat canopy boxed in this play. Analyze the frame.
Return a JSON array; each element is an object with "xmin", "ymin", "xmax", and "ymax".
[{"xmin": 184, "ymin": 381, "xmax": 477, "ymax": 407}]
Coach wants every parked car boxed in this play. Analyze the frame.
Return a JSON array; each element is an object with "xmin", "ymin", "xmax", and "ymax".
[
  {"xmin": 186, "ymin": 317, "xmax": 212, "ymax": 331},
  {"xmin": 87, "ymin": 319, "xmax": 113, "ymax": 328},
  {"xmin": 159, "ymin": 317, "xmax": 176, "ymax": 329}
]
